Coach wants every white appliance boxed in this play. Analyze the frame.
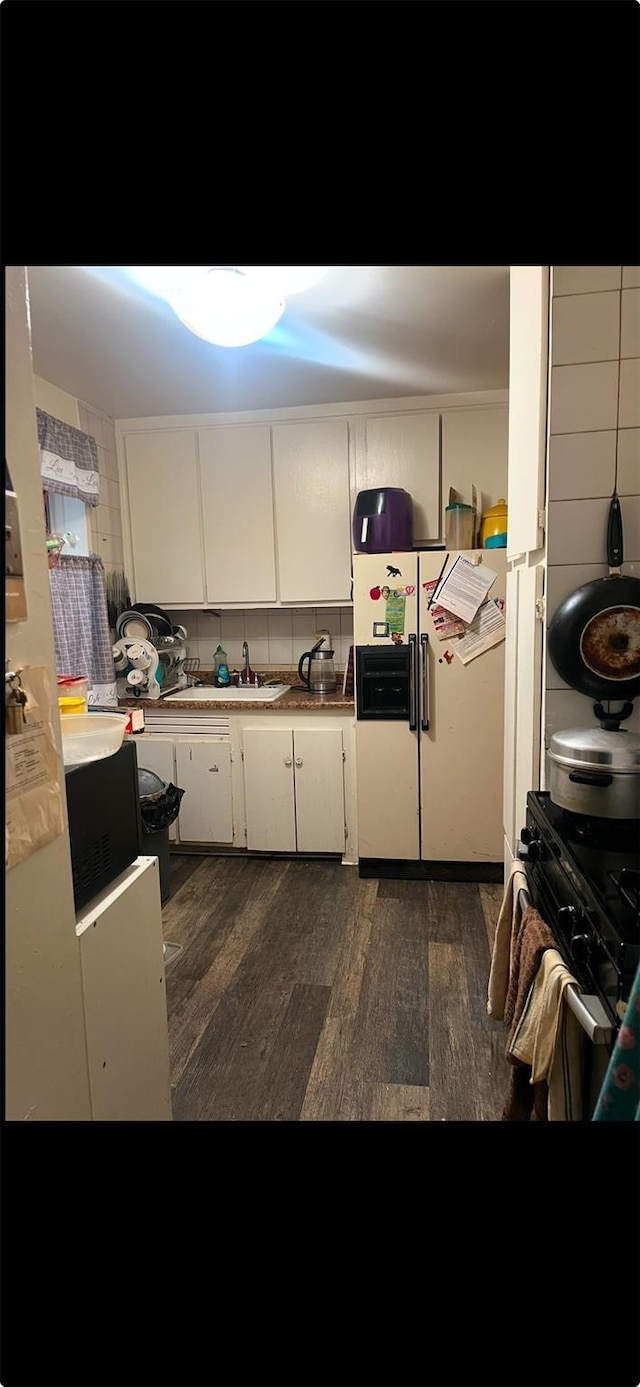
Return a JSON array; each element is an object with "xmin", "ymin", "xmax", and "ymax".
[{"xmin": 353, "ymin": 548, "xmax": 507, "ymax": 871}]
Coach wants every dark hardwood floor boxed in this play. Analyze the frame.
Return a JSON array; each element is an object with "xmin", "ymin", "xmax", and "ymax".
[{"xmin": 162, "ymin": 854, "xmax": 510, "ymax": 1121}]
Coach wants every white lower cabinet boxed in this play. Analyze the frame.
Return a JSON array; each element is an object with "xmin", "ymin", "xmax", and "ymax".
[
  {"xmin": 136, "ymin": 736, "xmax": 178, "ymax": 842},
  {"xmin": 175, "ymin": 738, "xmax": 233, "ymax": 844},
  {"xmin": 77, "ymin": 856, "xmax": 172, "ymax": 1121},
  {"xmin": 242, "ymin": 724, "xmax": 345, "ymax": 853}
]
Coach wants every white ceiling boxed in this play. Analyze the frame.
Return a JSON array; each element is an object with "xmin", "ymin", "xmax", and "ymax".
[{"xmin": 26, "ymin": 266, "xmax": 510, "ymax": 420}]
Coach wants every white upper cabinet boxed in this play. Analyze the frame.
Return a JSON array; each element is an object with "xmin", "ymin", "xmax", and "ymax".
[
  {"xmin": 199, "ymin": 425, "xmax": 277, "ymax": 604},
  {"xmin": 124, "ymin": 430, "xmax": 204, "ymax": 603},
  {"xmin": 441, "ymin": 407, "xmax": 509, "ymax": 539},
  {"xmin": 357, "ymin": 412, "xmax": 441, "ymax": 544},
  {"xmin": 272, "ymin": 419, "xmax": 352, "ymax": 602}
]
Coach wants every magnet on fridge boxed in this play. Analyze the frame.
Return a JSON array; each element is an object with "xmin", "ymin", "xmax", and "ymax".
[
  {"xmin": 386, "ymin": 565, "xmax": 402, "ymax": 578},
  {"xmin": 373, "ymin": 621, "xmax": 389, "ymax": 638}
]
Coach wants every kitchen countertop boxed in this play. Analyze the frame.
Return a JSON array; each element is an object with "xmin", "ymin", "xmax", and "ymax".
[
  {"xmin": 118, "ymin": 667, "xmax": 354, "ymax": 711},
  {"xmin": 119, "ymin": 689, "xmax": 354, "ymax": 711}
]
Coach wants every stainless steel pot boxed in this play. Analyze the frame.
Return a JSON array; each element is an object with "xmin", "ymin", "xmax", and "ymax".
[{"xmin": 548, "ymin": 726, "xmax": 640, "ymax": 819}]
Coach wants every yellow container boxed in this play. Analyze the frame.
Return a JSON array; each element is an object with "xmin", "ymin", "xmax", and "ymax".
[
  {"xmin": 58, "ymin": 696, "xmax": 86, "ymax": 715},
  {"xmin": 480, "ymin": 498, "xmax": 508, "ymax": 548}
]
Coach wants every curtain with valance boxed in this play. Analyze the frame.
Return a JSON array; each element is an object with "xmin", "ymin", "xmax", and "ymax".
[{"xmin": 37, "ymin": 409, "xmax": 99, "ymax": 506}]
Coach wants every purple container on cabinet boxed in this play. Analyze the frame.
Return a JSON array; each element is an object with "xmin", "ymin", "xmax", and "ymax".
[{"xmin": 352, "ymin": 487, "xmax": 413, "ymax": 553}]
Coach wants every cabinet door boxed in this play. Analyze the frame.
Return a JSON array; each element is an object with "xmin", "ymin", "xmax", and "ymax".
[
  {"xmin": 175, "ymin": 739, "xmax": 233, "ymax": 843},
  {"xmin": 136, "ymin": 738, "xmax": 178, "ymax": 842},
  {"xmin": 272, "ymin": 419, "xmax": 351, "ymax": 602},
  {"xmin": 199, "ymin": 425, "xmax": 277, "ymax": 603},
  {"xmin": 507, "ymin": 267, "xmax": 548, "ymax": 557},
  {"xmin": 441, "ymin": 407, "xmax": 509, "ymax": 541},
  {"xmin": 78, "ymin": 856, "xmax": 172, "ymax": 1121},
  {"xmin": 293, "ymin": 728, "xmax": 345, "ymax": 853},
  {"xmin": 360, "ymin": 413, "xmax": 440, "ymax": 545},
  {"xmin": 124, "ymin": 430, "xmax": 204, "ymax": 603},
  {"xmin": 242, "ymin": 726, "xmax": 296, "ymax": 851}
]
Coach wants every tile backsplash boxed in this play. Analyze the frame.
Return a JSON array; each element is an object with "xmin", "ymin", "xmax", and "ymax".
[
  {"xmin": 545, "ymin": 267, "xmax": 640, "ymax": 741},
  {"xmin": 168, "ymin": 607, "xmax": 354, "ymax": 671},
  {"xmin": 78, "ymin": 402, "xmax": 125, "ymax": 571}
]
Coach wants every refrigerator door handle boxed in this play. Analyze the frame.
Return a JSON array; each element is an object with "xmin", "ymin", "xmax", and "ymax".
[
  {"xmin": 421, "ymin": 633, "xmax": 430, "ymax": 731},
  {"xmin": 408, "ymin": 633, "xmax": 418, "ymax": 732}
]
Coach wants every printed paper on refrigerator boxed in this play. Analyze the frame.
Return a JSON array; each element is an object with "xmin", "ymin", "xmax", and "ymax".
[
  {"xmin": 454, "ymin": 598, "xmax": 506, "ymax": 664},
  {"xmin": 433, "ymin": 556, "xmax": 497, "ymax": 624}
]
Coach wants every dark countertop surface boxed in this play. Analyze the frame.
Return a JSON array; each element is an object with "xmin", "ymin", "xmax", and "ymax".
[{"xmin": 119, "ymin": 688, "xmax": 354, "ymax": 712}]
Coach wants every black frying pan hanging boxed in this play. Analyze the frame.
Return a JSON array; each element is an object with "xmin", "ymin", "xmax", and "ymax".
[{"xmin": 548, "ymin": 494, "xmax": 640, "ymax": 702}]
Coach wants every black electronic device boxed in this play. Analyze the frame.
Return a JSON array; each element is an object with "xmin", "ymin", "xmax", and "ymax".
[{"xmin": 65, "ymin": 740, "xmax": 141, "ymax": 911}]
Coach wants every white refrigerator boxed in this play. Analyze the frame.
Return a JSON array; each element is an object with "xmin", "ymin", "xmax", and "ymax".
[{"xmin": 353, "ymin": 549, "xmax": 507, "ymax": 871}]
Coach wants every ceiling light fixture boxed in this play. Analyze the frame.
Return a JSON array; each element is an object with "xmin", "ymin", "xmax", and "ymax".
[{"xmin": 166, "ymin": 266, "xmax": 329, "ymax": 348}]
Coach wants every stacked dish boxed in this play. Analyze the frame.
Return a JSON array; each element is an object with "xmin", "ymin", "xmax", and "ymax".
[{"xmin": 115, "ymin": 603, "xmax": 187, "ymax": 641}]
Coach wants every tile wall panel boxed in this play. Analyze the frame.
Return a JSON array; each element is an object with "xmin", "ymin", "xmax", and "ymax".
[
  {"xmin": 549, "ymin": 361, "xmax": 619, "ymax": 433},
  {"xmin": 167, "ymin": 606, "xmax": 354, "ymax": 671},
  {"xmin": 617, "ymin": 429, "xmax": 640, "ymax": 495},
  {"xmin": 621, "ymin": 287, "xmax": 640, "ymax": 358},
  {"xmin": 81, "ymin": 401, "xmax": 124, "ymax": 573},
  {"xmin": 552, "ymin": 266, "xmax": 621, "ymax": 295},
  {"xmin": 545, "ymin": 268, "xmax": 640, "ymax": 747},
  {"xmin": 619, "ymin": 359, "xmax": 640, "ymax": 428},
  {"xmin": 547, "ymin": 431, "xmax": 617, "ymax": 501},
  {"xmin": 551, "ymin": 290, "xmax": 620, "ymax": 365}
]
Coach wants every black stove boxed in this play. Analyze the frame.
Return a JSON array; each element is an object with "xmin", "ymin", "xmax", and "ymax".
[{"xmin": 520, "ymin": 792, "xmax": 640, "ymax": 1029}]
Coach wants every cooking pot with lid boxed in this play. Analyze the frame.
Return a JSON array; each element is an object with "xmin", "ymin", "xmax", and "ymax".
[{"xmin": 548, "ymin": 726, "xmax": 640, "ymax": 820}]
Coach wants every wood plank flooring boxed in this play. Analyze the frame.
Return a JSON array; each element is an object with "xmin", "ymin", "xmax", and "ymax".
[{"xmin": 162, "ymin": 854, "xmax": 511, "ymax": 1121}]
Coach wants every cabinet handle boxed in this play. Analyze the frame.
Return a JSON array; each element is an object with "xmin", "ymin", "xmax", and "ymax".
[
  {"xmin": 295, "ymin": 757, "xmax": 303, "ymax": 767},
  {"xmin": 284, "ymin": 756, "xmax": 292, "ymax": 766},
  {"xmin": 208, "ymin": 764, "xmax": 219, "ymax": 772}
]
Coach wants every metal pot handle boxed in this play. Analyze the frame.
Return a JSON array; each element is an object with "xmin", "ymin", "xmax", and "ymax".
[{"xmin": 568, "ymin": 771, "xmax": 614, "ymax": 788}]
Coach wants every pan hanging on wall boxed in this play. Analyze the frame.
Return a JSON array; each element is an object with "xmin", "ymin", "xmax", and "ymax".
[{"xmin": 548, "ymin": 493, "xmax": 640, "ymax": 712}]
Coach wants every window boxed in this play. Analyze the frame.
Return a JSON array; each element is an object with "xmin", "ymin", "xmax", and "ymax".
[{"xmin": 44, "ymin": 491, "xmax": 90, "ymax": 556}]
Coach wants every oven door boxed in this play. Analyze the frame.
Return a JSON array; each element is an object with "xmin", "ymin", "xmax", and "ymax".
[{"xmin": 517, "ymin": 854, "xmax": 617, "ymax": 1116}]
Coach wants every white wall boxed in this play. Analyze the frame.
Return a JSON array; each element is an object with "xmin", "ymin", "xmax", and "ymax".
[
  {"xmin": 5, "ymin": 271, "xmax": 92, "ymax": 1120},
  {"xmin": 545, "ymin": 265, "xmax": 640, "ymax": 745}
]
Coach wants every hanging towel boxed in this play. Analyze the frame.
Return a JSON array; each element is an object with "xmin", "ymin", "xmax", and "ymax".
[
  {"xmin": 593, "ymin": 962, "xmax": 640, "ymax": 1122},
  {"xmin": 509, "ymin": 948, "xmax": 585, "ymax": 1121},
  {"xmin": 487, "ymin": 859, "xmax": 529, "ymax": 1020},
  {"xmin": 502, "ymin": 906, "xmax": 557, "ymax": 1121}
]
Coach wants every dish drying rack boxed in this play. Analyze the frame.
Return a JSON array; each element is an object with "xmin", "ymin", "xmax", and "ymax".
[{"xmin": 184, "ymin": 658, "xmax": 201, "ymax": 686}]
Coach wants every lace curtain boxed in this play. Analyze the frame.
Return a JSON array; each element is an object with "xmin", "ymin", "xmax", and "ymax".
[{"xmin": 49, "ymin": 554, "xmax": 117, "ymax": 706}]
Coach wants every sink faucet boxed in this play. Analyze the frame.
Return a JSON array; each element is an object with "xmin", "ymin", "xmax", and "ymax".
[{"xmin": 242, "ymin": 640, "xmax": 250, "ymax": 682}]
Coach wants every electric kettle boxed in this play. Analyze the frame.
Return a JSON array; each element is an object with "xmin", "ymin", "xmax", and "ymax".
[{"xmin": 297, "ymin": 632, "xmax": 337, "ymax": 695}]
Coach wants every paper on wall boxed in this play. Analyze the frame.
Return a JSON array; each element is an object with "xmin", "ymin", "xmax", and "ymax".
[
  {"xmin": 5, "ymin": 665, "xmax": 65, "ymax": 869},
  {"xmin": 454, "ymin": 599, "xmax": 506, "ymax": 665},
  {"xmin": 433, "ymin": 555, "xmax": 497, "ymax": 624}
]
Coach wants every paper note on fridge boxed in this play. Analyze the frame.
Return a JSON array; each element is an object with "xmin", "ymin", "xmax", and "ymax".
[
  {"xmin": 454, "ymin": 599, "xmax": 506, "ymax": 665},
  {"xmin": 433, "ymin": 556, "xmax": 497, "ymax": 624}
]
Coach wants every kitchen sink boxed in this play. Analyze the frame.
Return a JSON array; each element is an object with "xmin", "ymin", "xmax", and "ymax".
[{"xmin": 163, "ymin": 684, "xmax": 291, "ymax": 703}]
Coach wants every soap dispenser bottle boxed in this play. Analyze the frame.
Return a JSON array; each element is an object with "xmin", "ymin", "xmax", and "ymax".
[{"xmin": 214, "ymin": 644, "xmax": 230, "ymax": 687}]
